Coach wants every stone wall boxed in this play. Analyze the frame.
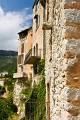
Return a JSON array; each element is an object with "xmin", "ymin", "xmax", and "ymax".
[
  {"xmin": 32, "ymin": 2, "xmax": 44, "ymax": 58},
  {"xmin": 17, "ymin": 28, "xmax": 32, "ymax": 79},
  {"xmin": 63, "ymin": 0, "xmax": 80, "ymax": 119},
  {"xmin": 45, "ymin": 0, "xmax": 80, "ymax": 120},
  {"xmin": 13, "ymin": 78, "xmax": 27, "ymax": 120}
]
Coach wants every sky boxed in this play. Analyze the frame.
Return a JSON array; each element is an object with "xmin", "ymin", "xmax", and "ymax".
[{"xmin": 0, "ymin": 0, "xmax": 33, "ymax": 51}]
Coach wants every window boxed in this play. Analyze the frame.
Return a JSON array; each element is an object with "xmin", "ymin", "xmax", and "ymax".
[
  {"xmin": 21, "ymin": 66, "xmax": 23, "ymax": 72},
  {"xmin": 34, "ymin": 46, "xmax": 35, "ymax": 56},
  {"xmin": 35, "ymin": 15, "xmax": 38, "ymax": 30},
  {"xmin": 36, "ymin": 43, "xmax": 38, "ymax": 56},
  {"xmin": 34, "ymin": 15, "xmax": 40, "ymax": 31},
  {"xmin": 21, "ymin": 43, "xmax": 24, "ymax": 53},
  {"xmin": 29, "ymin": 73, "xmax": 32, "ymax": 80},
  {"xmin": 18, "ymin": 54, "xmax": 24, "ymax": 65},
  {"xmin": 49, "ymin": 29, "xmax": 52, "ymax": 61},
  {"xmin": 47, "ymin": 0, "xmax": 49, "ymax": 21},
  {"xmin": 36, "ymin": 16, "xmax": 38, "ymax": 30},
  {"xmin": 33, "ymin": 64, "xmax": 37, "ymax": 75},
  {"xmin": 35, "ymin": 4, "xmax": 37, "ymax": 12},
  {"xmin": 18, "ymin": 55, "xmax": 21, "ymax": 64},
  {"xmin": 21, "ymin": 54, "xmax": 24, "ymax": 64}
]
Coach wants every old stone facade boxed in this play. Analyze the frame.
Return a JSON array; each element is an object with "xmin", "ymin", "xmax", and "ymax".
[
  {"xmin": 13, "ymin": 28, "xmax": 33, "ymax": 120},
  {"xmin": 13, "ymin": 0, "xmax": 80, "ymax": 119},
  {"xmin": 32, "ymin": 0, "xmax": 44, "ymax": 59},
  {"xmin": 45, "ymin": 0, "xmax": 80, "ymax": 120},
  {"xmin": 13, "ymin": 1, "xmax": 46, "ymax": 118},
  {"xmin": 24, "ymin": 1, "xmax": 45, "ymax": 85}
]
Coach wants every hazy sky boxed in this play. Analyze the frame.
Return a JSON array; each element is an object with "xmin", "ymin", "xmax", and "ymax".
[{"xmin": 0, "ymin": 0, "xmax": 33, "ymax": 51}]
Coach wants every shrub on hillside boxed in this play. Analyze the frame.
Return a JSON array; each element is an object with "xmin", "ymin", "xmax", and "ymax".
[
  {"xmin": 0, "ymin": 86, "xmax": 6, "ymax": 96},
  {"xmin": 0, "ymin": 97, "xmax": 17, "ymax": 120}
]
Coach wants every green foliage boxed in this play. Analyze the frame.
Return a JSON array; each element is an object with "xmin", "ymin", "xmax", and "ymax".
[
  {"xmin": 0, "ymin": 97, "xmax": 17, "ymax": 120},
  {"xmin": 22, "ymin": 59, "xmax": 45, "ymax": 120},
  {"xmin": 0, "ymin": 86, "xmax": 6, "ymax": 96},
  {"xmin": 4, "ymin": 78, "xmax": 16, "ymax": 92},
  {"xmin": 21, "ymin": 79, "xmax": 32, "ymax": 101},
  {"xmin": 37, "ymin": 59, "xmax": 45, "ymax": 75},
  {"xmin": 24, "ymin": 59, "xmax": 45, "ymax": 120},
  {"xmin": 35, "ymin": 78, "xmax": 46, "ymax": 120},
  {"xmin": 0, "ymin": 50, "xmax": 17, "ymax": 119},
  {"xmin": 0, "ymin": 79, "xmax": 17, "ymax": 120},
  {"xmin": 0, "ymin": 50, "xmax": 17, "ymax": 75},
  {"xmin": 25, "ymin": 78, "xmax": 46, "ymax": 120},
  {"xmin": 22, "ymin": 88, "xmax": 32, "ymax": 102},
  {"xmin": 0, "ymin": 56, "xmax": 17, "ymax": 75}
]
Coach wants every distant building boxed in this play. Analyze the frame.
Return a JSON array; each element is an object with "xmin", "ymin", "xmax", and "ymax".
[
  {"xmin": 13, "ymin": 27, "xmax": 33, "ymax": 120},
  {"xmin": 0, "ymin": 71, "xmax": 8, "ymax": 86},
  {"xmin": 0, "ymin": 71, "xmax": 8, "ymax": 77},
  {"xmin": 13, "ymin": 27, "xmax": 32, "ymax": 80},
  {"xmin": 24, "ymin": 0, "xmax": 45, "ymax": 85},
  {"xmin": 0, "ymin": 80, "xmax": 4, "ymax": 86}
]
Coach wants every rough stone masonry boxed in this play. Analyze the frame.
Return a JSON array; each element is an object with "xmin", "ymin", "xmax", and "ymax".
[{"xmin": 45, "ymin": 0, "xmax": 80, "ymax": 120}]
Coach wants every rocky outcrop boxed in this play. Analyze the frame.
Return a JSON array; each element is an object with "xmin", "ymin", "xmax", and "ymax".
[{"xmin": 13, "ymin": 78, "xmax": 27, "ymax": 120}]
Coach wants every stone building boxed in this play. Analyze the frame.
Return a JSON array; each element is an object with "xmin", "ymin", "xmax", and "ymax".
[
  {"xmin": 13, "ymin": 27, "xmax": 33, "ymax": 120},
  {"xmin": 13, "ymin": 0, "xmax": 80, "ymax": 119},
  {"xmin": 24, "ymin": 0, "xmax": 45, "ymax": 85},
  {"xmin": 13, "ymin": 27, "xmax": 32, "ymax": 80},
  {"xmin": 13, "ymin": 0, "xmax": 46, "ymax": 118},
  {"xmin": 44, "ymin": 0, "xmax": 80, "ymax": 120}
]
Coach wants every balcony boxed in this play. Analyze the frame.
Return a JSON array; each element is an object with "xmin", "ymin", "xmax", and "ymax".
[
  {"xmin": 24, "ymin": 48, "xmax": 41, "ymax": 64},
  {"xmin": 13, "ymin": 72, "xmax": 27, "ymax": 79}
]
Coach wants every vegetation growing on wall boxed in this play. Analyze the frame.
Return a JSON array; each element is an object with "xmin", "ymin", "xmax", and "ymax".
[
  {"xmin": 21, "ymin": 78, "xmax": 32, "ymax": 102},
  {"xmin": 37, "ymin": 59, "xmax": 45, "ymax": 75},
  {"xmin": 22, "ymin": 59, "xmax": 46, "ymax": 120},
  {"xmin": 0, "ymin": 95, "xmax": 17, "ymax": 120},
  {"xmin": 4, "ymin": 78, "xmax": 16, "ymax": 92},
  {"xmin": 0, "ymin": 86, "xmax": 6, "ymax": 96},
  {"xmin": 25, "ymin": 77, "xmax": 46, "ymax": 120}
]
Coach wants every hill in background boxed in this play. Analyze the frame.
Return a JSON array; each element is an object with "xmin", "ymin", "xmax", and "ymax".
[{"xmin": 0, "ymin": 50, "xmax": 17, "ymax": 75}]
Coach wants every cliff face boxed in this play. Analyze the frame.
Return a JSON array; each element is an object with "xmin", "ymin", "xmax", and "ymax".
[{"xmin": 13, "ymin": 78, "xmax": 28, "ymax": 120}]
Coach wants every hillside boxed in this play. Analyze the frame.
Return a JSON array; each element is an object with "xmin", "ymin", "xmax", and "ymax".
[{"xmin": 0, "ymin": 50, "xmax": 17, "ymax": 74}]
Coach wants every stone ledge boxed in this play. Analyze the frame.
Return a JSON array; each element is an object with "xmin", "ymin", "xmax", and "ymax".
[
  {"xmin": 42, "ymin": 21, "xmax": 52, "ymax": 30},
  {"xmin": 64, "ymin": 2, "xmax": 80, "ymax": 10}
]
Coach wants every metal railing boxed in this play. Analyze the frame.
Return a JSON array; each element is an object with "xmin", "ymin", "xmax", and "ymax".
[
  {"xmin": 24, "ymin": 48, "xmax": 42, "ymax": 64},
  {"xmin": 25, "ymin": 48, "xmax": 32, "ymax": 61}
]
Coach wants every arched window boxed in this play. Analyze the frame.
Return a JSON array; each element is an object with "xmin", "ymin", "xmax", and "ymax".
[
  {"xmin": 49, "ymin": 29, "xmax": 52, "ymax": 61},
  {"xmin": 47, "ymin": 0, "xmax": 49, "ymax": 21},
  {"xmin": 34, "ymin": 46, "xmax": 35, "ymax": 56},
  {"xmin": 21, "ymin": 43, "xmax": 24, "ymax": 53},
  {"xmin": 36, "ymin": 43, "xmax": 38, "ymax": 56}
]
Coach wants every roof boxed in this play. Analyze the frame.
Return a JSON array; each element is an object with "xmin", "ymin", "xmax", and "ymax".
[{"xmin": 18, "ymin": 26, "xmax": 32, "ymax": 35}]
